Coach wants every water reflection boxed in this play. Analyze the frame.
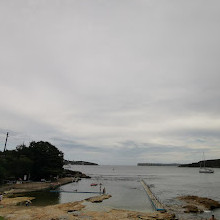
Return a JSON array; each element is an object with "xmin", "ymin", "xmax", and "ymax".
[{"xmin": 24, "ymin": 191, "xmax": 60, "ymax": 206}]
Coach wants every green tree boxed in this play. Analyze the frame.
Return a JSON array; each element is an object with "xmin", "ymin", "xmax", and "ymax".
[
  {"xmin": 0, "ymin": 151, "xmax": 9, "ymax": 183},
  {"xmin": 0, "ymin": 163, "xmax": 6, "ymax": 184},
  {"xmin": 17, "ymin": 141, "xmax": 64, "ymax": 180},
  {"xmin": 0, "ymin": 141, "xmax": 64, "ymax": 183},
  {"xmin": 0, "ymin": 149, "xmax": 33, "ymax": 181}
]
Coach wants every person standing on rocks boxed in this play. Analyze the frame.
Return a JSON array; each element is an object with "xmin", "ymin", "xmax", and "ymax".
[
  {"xmin": 103, "ymin": 187, "xmax": 106, "ymax": 194},
  {"xmin": 99, "ymin": 184, "xmax": 102, "ymax": 194}
]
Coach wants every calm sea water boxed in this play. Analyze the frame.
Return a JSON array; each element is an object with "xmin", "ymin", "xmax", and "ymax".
[{"xmin": 28, "ymin": 165, "xmax": 220, "ymax": 219}]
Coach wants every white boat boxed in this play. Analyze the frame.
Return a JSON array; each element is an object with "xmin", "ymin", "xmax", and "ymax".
[
  {"xmin": 199, "ymin": 153, "xmax": 214, "ymax": 173},
  {"xmin": 199, "ymin": 168, "xmax": 214, "ymax": 173}
]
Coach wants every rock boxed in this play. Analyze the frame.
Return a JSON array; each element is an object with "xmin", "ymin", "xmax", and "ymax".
[
  {"xmin": 178, "ymin": 195, "xmax": 220, "ymax": 210},
  {"xmin": 80, "ymin": 173, "xmax": 91, "ymax": 178},
  {"xmin": 1, "ymin": 197, "xmax": 35, "ymax": 206},
  {"xmin": 63, "ymin": 169, "xmax": 91, "ymax": 178},
  {"xmin": 125, "ymin": 211, "xmax": 176, "ymax": 220},
  {"xmin": 182, "ymin": 205, "xmax": 201, "ymax": 213},
  {"xmin": 0, "ymin": 197, "xmax": 177, "ymax": 220},
  {"xmin": 85, "ymin": 194, "xmax": 112, "ymax": 203}
]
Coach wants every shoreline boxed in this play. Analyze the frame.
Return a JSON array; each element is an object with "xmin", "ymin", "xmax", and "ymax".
[
  {"xmin": 0, "ymin": 178, "xmax": 176, "ymax": 219},
  {"xmin": 0, "ymin": 177, "xmax": 73, "ymax": 195},
  {"xmin": 1, "ymin": 177, "xmax": 220, "ymax": 219},
  {"xmin": 2, "ymin": 193, "xmax": 219, "ymax": 220},
  {"xmin": 0, "ymin": 194, "xmax": 176, "ymax": 220},
  {"xmin": 0, "ymin": 169, "xmax": 90, "ymax": 195}
]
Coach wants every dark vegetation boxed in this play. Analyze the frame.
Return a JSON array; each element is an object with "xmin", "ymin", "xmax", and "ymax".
[
  {"xmin": 63, "ymin": 169, "xmax": 91, "ymax": 178},
  {"xmin": 179, "ymin": 159, "xmax": 220, "ymax": 168},
  {"xmin": 0, "ymin": 141, "xmax": 64, "ymax": 184}
]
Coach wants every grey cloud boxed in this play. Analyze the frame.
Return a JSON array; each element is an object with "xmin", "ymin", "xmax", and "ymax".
[
  {"xmin": 1, "ymin": 0, "xmax": 220, "ymax": 164},
  {"xmin": 52, "ymin": 137, "xmax": 107, "ymax": 153},
  {"xmin": 116, "ymin": 141, "xmax": 204, "ymax": 155},
  {"xmin": 160, "ymin": 128, "xmax": 220, "ymax": 140}
]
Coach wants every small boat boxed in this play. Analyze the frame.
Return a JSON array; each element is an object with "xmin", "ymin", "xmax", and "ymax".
[
  {"xmin": 199, "ymin": 152, "xmax": 214, "ymax": 174},
  {"xmin": 199, "ymin": 168, "xmax": 214, "ymax": 173},
  {"xmin": 90, "ymin": 183, "xmax": 98, "ymax": 186}
]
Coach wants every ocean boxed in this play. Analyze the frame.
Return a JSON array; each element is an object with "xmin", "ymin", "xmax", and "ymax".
[{"xmin": 29, "ymin": 165, "xmax": 220, "ymax": 219}]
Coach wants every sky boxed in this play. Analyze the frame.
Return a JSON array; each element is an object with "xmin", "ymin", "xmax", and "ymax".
[{"xmin": 0, "ymin": 0, "xmax": 220, "ymax": 165}]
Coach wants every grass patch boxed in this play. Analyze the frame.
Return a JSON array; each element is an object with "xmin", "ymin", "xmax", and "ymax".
[{"xmin": 0, "ymin": 216, "xmax": 5, "ymax": 220}]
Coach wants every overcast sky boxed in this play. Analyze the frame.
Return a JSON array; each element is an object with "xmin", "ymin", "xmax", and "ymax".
[{"xmin": 0, "ymin": 0, "xmax": 220, "ymax": 165}]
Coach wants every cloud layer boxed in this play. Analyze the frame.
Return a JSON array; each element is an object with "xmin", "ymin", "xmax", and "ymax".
[{"xmin": 1, "ymin": 0, "xmax": 220, "ymax": 164}]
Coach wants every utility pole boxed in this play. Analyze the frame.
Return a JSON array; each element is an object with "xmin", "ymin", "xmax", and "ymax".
[{"xmin": 3, "ymin": 132, "xmax": 9, "ymax": 152}]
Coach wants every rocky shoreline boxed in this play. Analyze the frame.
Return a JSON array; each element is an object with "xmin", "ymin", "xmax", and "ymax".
[
  {"xmin": 0, "ymin": 195, "xmax": 176, "ymax": 220},
  {"xmin": 1, "ymin": 177, "xmax": 220, "ymax": 220},
  {"xmin": 164, "ymin": 195, "xmax": 220, "ymax": 220},
  {"xmin": 0, "ymin": 169, "xmax": 90, "ymax": 195},
  {"xmin": 1, "ymin": 192, "xmax": 219, "ymax": 219},
  {"xmin": 0, "ymin": 177, "xmax": 73, "ymax": 195},
  {"xmin": 179, "ymin": 195, "xmax": 220, "ymax": 212}
]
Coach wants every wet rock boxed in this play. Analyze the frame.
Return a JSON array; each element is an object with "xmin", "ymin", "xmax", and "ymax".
[
  {"xmin": 1, "ymin": 197, "xmax": 35, "ymax": 206},
  {"xmin": 128, "ymin": 212, "xmax": 176, "ymax": 220},
  {"xmin": 63, "ymin": 170, "xmax": 90, "ymax": 178},
  {"xmin": 182, "ymin": 205, "xmax": 201, "ymax": 213},
  {"xmin": 179, "ymin": 195, "xmax": 220, "ymax": 210},
  {"xmin": 85, "ymin": 194, "xmax": 112, "ymax": 203}
]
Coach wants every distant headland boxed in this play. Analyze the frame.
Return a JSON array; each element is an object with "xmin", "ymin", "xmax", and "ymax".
[
  {"xmin": 179, "ymin": 159, "xmax": 220, "ymax": 168},
  {"xmin": 137, "ymin": 163, "xmax": 180, "ymax": 166},
  {"xmin": 64, "ymin": 160, "xmax": 98, "ymax": 165}
]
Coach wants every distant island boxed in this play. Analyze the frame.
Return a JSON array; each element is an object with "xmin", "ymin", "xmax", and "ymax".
[
  {"xmin": 179, "ymin": 159, "xmax": 220, "ymax": 168},
  {"xmin": 137, "ymin": 163, "xmax": 180, "ymax": 166},
  {"xmin": 64, "ymin": 160, "xmax": 98, "ymax": 166}
]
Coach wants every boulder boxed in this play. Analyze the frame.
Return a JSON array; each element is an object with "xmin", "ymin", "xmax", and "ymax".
[
  {"xmin": 182, "ymin": 205, "xmax": 201, "ymax": 213},
  {"xmin": 178, "ymin": 195, "xmax": 220, "ymax": 210},
  {"xmin": 85, "ymin": 194, "xmax": 112, "ymax": 203}
]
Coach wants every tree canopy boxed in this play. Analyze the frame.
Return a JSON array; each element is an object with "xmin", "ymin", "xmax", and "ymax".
[{"xmin": 0, "ymin": 141, "xmax": 64, "ymax": 183}]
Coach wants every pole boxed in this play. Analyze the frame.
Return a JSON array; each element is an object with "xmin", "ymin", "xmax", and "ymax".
[{"xmin": 3, "ymin": 132, "xmax": 9, "ymax": 152}]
